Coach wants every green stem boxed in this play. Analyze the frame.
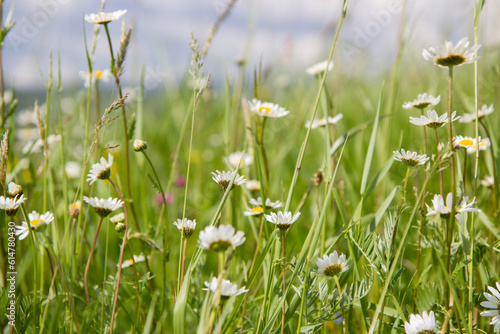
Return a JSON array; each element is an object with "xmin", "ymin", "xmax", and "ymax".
[
  {"xmin": 281, "ymin": 231, "xmax": 286, "ymax": 334},
  {"xmin": 84, "ymin": 216, "xmax": 104, "ymax": 304},
  {"xmin": 434, "ymin": 129, "xmax": 444, "ymax": 196},
  {"xmin": 20, "ymin": 204, "xmax": 37, "ymax": 334}
]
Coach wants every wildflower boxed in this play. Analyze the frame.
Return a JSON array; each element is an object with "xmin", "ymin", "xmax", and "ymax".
[
  {"xmin": 402, "ymin": 93, "xmax": 441, "ymax": 110},
  {"xmin": 69, "ymin": 201, "xmax": 81, "ymax": 218},
  {"xmin": 393, "ymin": 149, "xmax": 429, "ymax": 167},
  {"xmin": 426, "ymin": 193, "xmax": 480, "ymax": 219},
  {"xmin": 15, "ymin": 211, "xmax": 54, "ymax": 240},
  {"xmin": 65, "ymin": 161, "xmax": 82, "ymax": 179},
  {"xmin": 110, "ymin": 213, "xmax": 125, "ymax": 224},
  {"xmin": 404, "ymin": 311, "xmax": 439, "ymax": 334},
  {"xmin": 480, "ymin": 282, "xmax": 500, "ymax": 332},
  {"xmin": 120, "ymin": 254, "xmax": 147, "ymax": 269},
  {"xmin": 244, "ymin": 197, "xmax": 283, "ymax": 216},
  {"xmin": 481, "ymin": 176, "xmax": 494, "ymax": 188},
  {"xmin": 226, "ymin": 151, "xmax": 253, "ymax": 168},
  {"xmin": 175, "ymin": 176, "xmax": 186, "ymax": 187},
  {"xmin": 245, "ymin": 180, "xmax": 261, "ymax": 192},
  {"xmin": 198, "ymin": 225, "xmax": 245, "ymax": 252},
  {"xmin": 264, "ymin": 210, "xmax": 301, "ymax": 231},
  {"xmin": 212, "ymin": 170, "xmax": 246, "ymax": 191},
  {"xmin": 203, "ymin": 277, "xmax": 248, "ymax": 300},
  {"xmin": 7, "ymin": 182, "xmax": 23, "ymax": 197},
  {"xmin": 86, "ymin": 153, "xmax": 113, "ymax": 185},
  {"xmin": 460, "ymin": 104, "xmax": 494, "ymax": 123},
  {"xmin": 173, "ymin": 218, "xmax": 197, "ymax": 238},
  {"xmin": 84, "ymin": 10, "xmax": 127, "ymax": 24},
  {"xmin": 156, "ymin": 192, "xmax": 174, "ymax": 205},
  {"xmin": 305, "ymin": 114, "xmax": 343, "ymax": 129},
  {"xmin": 316, "ymin": 250, "xmax": 348, "ymax": 278},
  {"xmin": 409, "ymin": 110, "xmax": 459, "ymax": 128},
  {"xmin": 467, "ymin": 137, "xmax": 491, "ymax": 154},
  {"xmin": 422, "ymin": 37, "xmax": 481, "ymax": 68},
  {"xmin": 0, "ymin": 195, "xmax": 27, "ymax": 216},
  {"xmin": 247, "ymin": 99, "xmax": 289, "ymax": 118},
  {"xmin": 22, "ymin": 134, "xmax": 62, "ymax": 154},
  {"xmin": 306, "ymin": 60, "xmax": 334, "ymax": 76},
  {"xmin": 453, "ymin": 135, "xmax": 475, "ymax": 149},
  {"xmin": 78, "ymin": 69, "xmax": 112, "ymax": 88},
  {"xmin": 133, "ymin": 139, "xmax": 147, "ymax": 152},
  {"xmin": 83, "ymin": 196, "xmax": 124, "ymax": 218}
]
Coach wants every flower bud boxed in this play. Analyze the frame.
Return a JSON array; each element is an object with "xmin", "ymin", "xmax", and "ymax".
[
  {"xmin": 133, "ymin": 139, "xmax": 147, "ymax": 152},
  {"xmin": 7, "ymin": 182, "xmax": 23, "ymax": 197}
]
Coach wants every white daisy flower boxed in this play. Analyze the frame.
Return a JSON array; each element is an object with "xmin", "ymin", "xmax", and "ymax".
[
  {"xmin": 110, "ymin": 213, "xmax": 125, "ymax": 224},
  {"xmin": 7, "ymin": 182, "xmax": 23, "ymax": 198},
  {"xmin": 409, "ymin": 110, "xmax": 459, "ymax": 128},
  {"xmin": 404, "ymin": 311, "xmax": 439, "ymax": 334},
  {"xmin": 393, "ymin": 149, "xmax": 429, "ymax": 167},
  {"xmin": 65, "ymin": 161, "xmax": 82, "ymax": 179},
  {"xmin": 226, "ymin": 151, "xmax": 253, "ymax": 168},
  {"xmin": 245, "ymin": 180, "xmax": 261, "ymax": 192},
  {"xmin": 244, "ymin": 197, "xmax": 283, "ymax": 216},
  {"xmin": 203, "ymin": 277, "xmax": 248, "ymax": 300},
  {"xmin": 83, "ymin": 196, "xmax": 124, "ymax": 218},
  {"xmin": 211, "ymin": 170, "xmax": 246, "ymax": 191},
  {"xmin": 78, "ymin": 69, "xmax": 112, "ymax": 88},
  {"xmin": 305, "ymin": 114, "xmax": 343, "ymax": 129},
  {"xmin": 316, "ymin": 250, "xmax": 349, "ymax": 278},
  {"xmin": 422, "ymin": 37, "xmax": 481, "ymax": 68},
  {"xmin": 120, "ymin": 254, "xmax": 147, "ymax": 269},
  {"xmin": 22, "ymin": 134, "xmax": 62, "ymax": 154},
  {"xmin": 264, "ymin": 210, "xmax": 301, "ymax": 231},
  {"xmin": 459, "ymin": 104, "xmax": 494, "ymax": 123},
  {"xmin": 426, "ymin": 193, "xmax": 480, "ymax": 219},
  {"xmin": 481, "ymin": 176, "xmax": 495, "ymax": 188},
  {"xmin": 15, "ymin": 211, "xmax": 54, "ymax": 240},
  {"xmin": 480, "ymin": 282, "xmax": 500, "ymax": 332},
  {"xmin": 247, "ymin": 99, "xmax": 289, "ymax": 118},
  {"xmin": 173, "ymin": 218, "xmax": 197, "ymax": 239},
  {"xmin": 453, "ymin": 136, "xmax": 476, "ymax": 149},
  {"xmin": 402, "ymin": 93, "xmax": 441, "ymax": 110},
  {"xmin": 199, "ymin": 225, "xmax": 245, "ymax": 252},
  {"xmin": 467, "ymin": 137, "xmax": 491, "ymax": 154},
  {"xmin": 306, "ymin": 60, "xmax": 334, "ymax": 75},
  {"xmin": 87, "ymin": 153, "xmax": 113, "ymax": 185},
  {"xmin": 0, "ymin": 195, "xmax": 27, "ymax": 216},
  {"xmin": 84, "ymin": 9, "xmax": 127, "ymax": 24}
]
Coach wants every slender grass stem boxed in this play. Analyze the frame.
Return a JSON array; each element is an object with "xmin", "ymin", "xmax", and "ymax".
[
  {"xmin": 434, "ymin": 129, "xmax": 444, "ymax": 196},
  {"xmin": 281, "ymin": 231, "xmax": 286, "ymax": 334},
  {"xmin": 84, "ymin": 216, "xmax": 103, "ymax": 304}
]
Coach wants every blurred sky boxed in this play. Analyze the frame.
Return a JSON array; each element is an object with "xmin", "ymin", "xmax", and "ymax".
[{"xmin": 4, "ymin": 0, "xmax": 500, "ymax": 91}]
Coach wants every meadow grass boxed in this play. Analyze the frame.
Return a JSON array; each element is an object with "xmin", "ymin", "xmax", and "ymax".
[{"xmin": 1, "ymin": 0, "xmax": 500, "ymax": 333}]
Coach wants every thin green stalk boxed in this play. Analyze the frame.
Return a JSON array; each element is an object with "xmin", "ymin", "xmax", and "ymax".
[
  {"xmin": 333, "ymin": 275, "xmax": 346, "ymax": 334},
  {"xmin": 84, "ymin": 216, "xmax": 104, "ymax": 304},
  {"xmin": 479, "ymin": 119, "xmax": 498, "ymax": 209},
  {"xmin": 281, "ymin": 231, "xmax": 286, "ymax": 334},
  {"xmin": 20, "ymin": 204, "xmax": 37, "ymax": 334},
  {"xmin": 390, "ymin": 167, "xmax": 410, "ymax": 252},
  {"xmin": 434, "ymin": 129, "xmax": 444, "ymax": 196},
  {"xmin": 100, "ymin": 220, "xmax": 110, "ymax": 332}
]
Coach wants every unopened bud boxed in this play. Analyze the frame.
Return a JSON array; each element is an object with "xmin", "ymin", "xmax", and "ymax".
[
  {"xmin": 69, "ymin": 201, "xmax": 81, "ymax": 218},
  {"xmin": 115, "ymin": 222, "xmax": 126, "ymax": 232},
  {"xmin": 7, "ymin": 182, "xmax": 23, "ymax": 197},
  {"xmin": 133, "ymin": 139, "xmax": 147, "ymax": 152},
  {"xmin": 313, "ymin": 171, "xmax": 323, "ymax": 186}
]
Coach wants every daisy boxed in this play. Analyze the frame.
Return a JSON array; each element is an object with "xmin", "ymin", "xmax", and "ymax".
[
  {"xmin": 393, "ymin": 149, "xmax": 429, "ymax": 167},
  {"xmin": 211, "ymin": 170, "xmax": 246, "ymax": 191},
  {"xmin": 7, "ymin": 182, "xmax": 23, "ymax": 197},
  {"xmin": 65, "ymin": 161, "xmax": 82, "ymax": 179},
  {"xmin": 244, "ymin": 197, "xmax": 283, "ymax": 216},
  {"xmin": 459, "ymin": 104, "xmax": 494, "ymax": 123},
  {"xmin": 467, "ymin": 137, "xmax": 491, "ymax": 154},
  {"xmin": 110, "ymin": 213, "xmax": 125, "ymax": 224},
  {"xmin": 404, "ymin": 311, "xmax": 439, "ymax": 334},
  {"xmin": 264, "ymin": 210, "xmax": 301, "ymax": 231},
  {"xmin": 453, "ymin": 135, "xmax": 475, "ymax": 149},
  {"xmin": 422, "ymin": 37, "xmax": 481, "ymax": 68},
  {"xmin": 306, "ymin": 60, "xmax": 334, "ymax": 76},
  {"xmin": 0, "ymin": 195, "xmax": 27, "ymax": 216},
  {"xmin": 173, "ymin": 218, "xmax": 197, "ymax": 238},
  {"xmin": 120, "ymin": 254, "xmax": 147, "ymax": 269},
  {"xmin": 22, "ymin": 134, "xmax": 62, "ymax": 154},
  {"xmin": 15, "ymin": 211, "xmax": 54, "ymax": 240},
  {"xmin": 198, "ymin": 224, "xmax": 246, "ymax": 252},
  {"xmin": 247, "ymin": 99, "xmax": 289, "ymax": 118},
  {"xmin": 78, "ymin": 69, "xmax": 112, "ymax": 88},
  {"xmin": 87, "ymin": 153, "xmax": 113, "ymax": 185},
  {"xmin": 402, "ymin": 93, "xmax": 441, "ymax": 110},
  {"xmin": 84, "ymin": 9, "xmax": 127, "ymax": 24},
  {"xmin": 480, "ymin": 282, "xmax": 500, "ymax": 332},
  {"xmin": 245, "ymin": 180, "xmax": 261, "ymax": 192},
  {"xmin": 426, "ymin": 193, "xmax": 480, "ymax": 219},
  {"xmin": 83, "ymin": 196, "xmax": 124, "ymax": 218},
  {"xmin": 409, "ymin": 110, "xmax": 459, "ymax": 128},
  {"xmin": 69, "ymin": 201, "xmax": 81, "ymax": 218},
  {"xmin": 226, "ymin": 151, "xmax": 253, "ymax": 168},
  {"xmin": 481, "ymin": 176, "xmax": 494, "ymax": 188},
  {"xmin": 305, "ymin": 114, "xmax": 343, "ymax": 129},
  {"xmin": 203, "ymin": 277, "xmax": 248, "ymax": 300},
  {"xmin": 133, "ymin": 139, "xmax": 147, "ymax": 152},
  {"xmin": 316, "ymin": 250, "xmax": 349, "ymax": 278}
]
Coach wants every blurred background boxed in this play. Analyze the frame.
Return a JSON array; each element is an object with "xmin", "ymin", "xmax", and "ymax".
[{"xmin": 4, "ymin": 0, "xmax": 500, "ymax": 92}]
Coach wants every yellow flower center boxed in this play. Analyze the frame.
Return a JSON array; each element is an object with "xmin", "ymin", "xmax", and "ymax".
[
  {"xmin": 458, "ymin": 139, "xmax": 473, "ymax": 147},
  {"xmin": 259, "ymin": 107, "xmax": 272, "ymax": 114},
  {"xmin": 250, "ymin": 206, "xmax": 264, "ymax": 214},
  {"xmin": 30, "ymin": 218, "xmax": 44, "ymax": 228},
  {"xmin": 324, "ymin": 264, "xmax": 342, "ymax": 277},
  {"xmin": 95, "ymin": 70, "xmax": 103, "ymax": 80}
]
